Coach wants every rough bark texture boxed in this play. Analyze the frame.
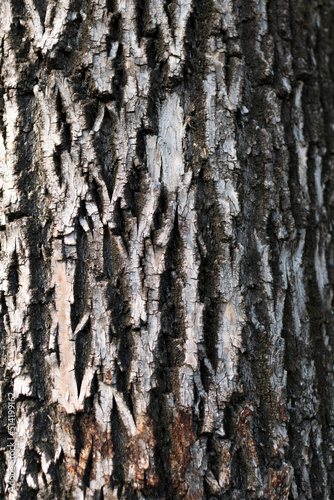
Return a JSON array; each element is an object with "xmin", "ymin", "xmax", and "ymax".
[{"xmin": 0, "ymin": 0, "xmax": 333, "ymax": 498}]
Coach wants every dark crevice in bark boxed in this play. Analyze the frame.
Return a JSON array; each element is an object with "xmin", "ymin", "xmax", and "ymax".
[
  {"xmin": 199, "ymin": 359, "xmax": 211, "ymax": 394},
  {"xmin": 182, "ymin": 0, "xmax": 213, "ymax": 175},
  {"xmin": 8, "ymin": 249, "xmax": 19, "ymax": 299},
  {"xmin": 9, "ymin": 10, "xmax": 32, "ymax": 68},
  {"xmin": 73, "ymin": 62, "xmax": 114, "ymax": 102},
  {"xmin": 107, "ymin": 11, "xmax": 121, "ymax": 54},
  {"xmin": 48, "ymin": 449, "xmax": 66, "ymax": 499},
  {"xmin": 32, "ymin": 0, "xmax": 47, "ymax": 28},
  {"xmin": 205, "ymin": 436, "xmax": 220, "ymax": 493},
  {"xmin": 106, "ymin": 0, "xmax": 117, "ymax": 14},
  {"xmin": 230, "ymin": 448, "xmax": 248, "ymax": 495},
  {"xmin": 135, "ymin": 129, "xmax": 149, "ymax": 169},
  {"xmin": 90, "ymin": 178, "xmax": 104, "ymax": 219},
  {"xmin": 112, "ymin": 198, "xmax": 130, "ymax": 253},
  {"xmin": 9, "ymin": 401, "xmax": 57, "ymax": 496},
  {"xmin": 75, "ymin": 317, "xmax": 91, "ymax": 394},
  {"xmin": 93, "ymin": 107, "xmax": 116, "ymax": 200},
  {"xmin": 242, "ymin": 322, "xmax": 277, "ymax": 469},
  {"xmin": 84, "ymin": 371, "xmax": 99, "ymax": 413},
  {"xmin": 26, "ymin": 220, "xmax": 48, "ymax": 400},
  {"xmin": 235, "ymin": 0, "xmax": 271, "ymax": 86},
  {"xmin": 222, "ymin": 392, "xmax": 248, "ymax": 494},
  {"xmin": 63, "ymin": 121, "xmax": 72, "ymax": 154},
  {"xmin": 43, "ymin": 4, "xmax": 83, "ymax": 74},
  {"xmin": 149, "ymin": 329, "xmax": 179, "ymax": 497},
  {"xmin": 196, "ymin": 178, "xmax": 224, "ymax": 371},
  {"xmin": 163, "ymin": 0, "xmax": 176, "ymax": 36},
  {"xmin": 48, "ymin": 4, "xmax": 57, "ymax": 28},
  {"xmin": 13, "ymin": 95, "xmax": 37, "ymax": 218},
  {"xmin": 83, "ymin": 100, "xmax": 99, "ymax": 130},
  {"xmin": 135, "ymin": 0, "xmax": 149, "ymax": 43},
  {"xmin": 103, "ymin": 226, "xmax": 114, "ymax": 279},
  {"xmin": 148, "ymin": 390, "xmax": 173, "ymax": 498},
  {"xmin": 152, "ymin": 184, "xmax": 168, "ymax": 234},
  {"xmin": 159, "ymin": 211, "xmax": 186, "ymax": 380},
  {"xmin": 106, "ymin": 275, "xmax": 129, "ymax": 348},
  {"xmin": 183, "ymin": 0, "xmax": 218, "ymax": 396},
  {"xmin": 183, "ymin": 0, "xmax": 213, "ymax": 78},
  {"xmin": 56, "ymin": 90, "xmax": 66, "ymax": 129},
  {"xmin": 18, "ymin": 481, "xmax": 38, "ymax": 499},
  {"xmin": 153, "ymin": 212, "xmax": 187, "ymax": 491},
  {"xmin": 6, "ymin": 212, "xmax": 29, "ymax": 223},
  {"xmin": 109, "ymin": 401, "xmax": 125, "ymax": 487},
  {"xmin": 74, "ymin": 413, "xmax": 85, "ymax": 461},
  {"xmin": 55, "ymin": 92, "xmax": 72, "ymax": 152},
  {"xmin": 113, "ymin": 354, "xmax": 133, "ymax": 420},
  {"xmin": 51, "ymin": 323, "xmax": 61, "ymax": 368},
  {"xmin": 32, "ymin": 410, "xmax": 55, "ymax": 461},
  {"xmin": 112, "ymin": 43, "xmax": 126, "ymax": 112},
  {"xmin": 53, "ymin": 146, "xmax": 63, "ymax": 187},
  {"xmin": 71, "ymin": 216, "xmax": 88, "ymax": 334},
  {"xmin": 8, "ymin": 0, "xmax": 25, "ymax": 18},
  {"xmin": 124, "ymin": 161, "xmax": 146, "ymax": 222},
  {"xmin": 105, "ymin": 261, "xmax": 133, "ymax": 407},
  {"xmin": 146, "ymin": 28, "xmax": 168, "ymax": 134},
  {"xmin": 120, "ymin": 486, "xmax": 138, "ymax": 500}
]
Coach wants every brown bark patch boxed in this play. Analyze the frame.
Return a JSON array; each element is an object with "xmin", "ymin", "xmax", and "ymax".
[
  {"xmin": 127, "ymin": 415, "xmax": 159, "ymax": 490},
  {"xmin": 216, "ymin": 439, "xmax": 232, "ymax": 490},
  {"xmin": 237, "ymin": 404, "xmax": 259, "ymax": 468},
  {"xmin": 77, "ymin": 415, "xmax": 113, "ymax": 483},
  {"xmin": 266, "ymin": 464, "xmax": 294, "ymax": 500},
  {"xmin": 236, "ymin": 404, "xmax": 261, "ymax": 492},
  {"xmin": 276, "ymin": 400, "xmax": 288, "ymax": 423},
  {"xmin": 63, "ymin": 413, "xmax": 113, "ymax": 489},
  {"xmin": 169, "ymin": 409, "xmax": 203, "ymax": 499}
]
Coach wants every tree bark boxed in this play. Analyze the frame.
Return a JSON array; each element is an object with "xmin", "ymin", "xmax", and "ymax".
[{"xmin": 0, "ymin": 0, "xmax": 333, "ymax": 498}]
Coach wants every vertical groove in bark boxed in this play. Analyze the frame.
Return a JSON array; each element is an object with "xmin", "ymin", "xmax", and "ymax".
[{"xmin": 0, "ymin": 0, "xmax": 333, "ymax": 498}]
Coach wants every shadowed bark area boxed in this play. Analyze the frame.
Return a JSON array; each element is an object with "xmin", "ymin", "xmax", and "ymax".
[{"xmin": 0, "ymin": 0, "xmax": 333, "ymax": 498}]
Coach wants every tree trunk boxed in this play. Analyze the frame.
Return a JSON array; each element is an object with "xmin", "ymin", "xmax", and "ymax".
[{"xmin": 0, "ymin": 0, "xmax": 333, "ymax": 498}]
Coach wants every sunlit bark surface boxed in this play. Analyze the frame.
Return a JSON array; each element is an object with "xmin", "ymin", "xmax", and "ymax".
[{"xmin": 0, "ymin": 0, "xmax": 333, "ymax": 498}]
